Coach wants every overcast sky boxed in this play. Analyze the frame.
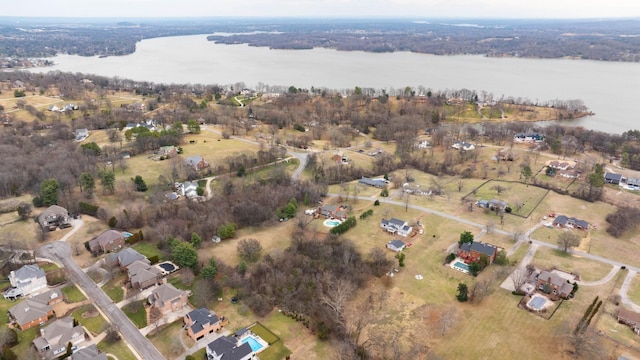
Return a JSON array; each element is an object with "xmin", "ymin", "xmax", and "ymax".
[{"xmin": 2, "ymin": 0, "xmax": 639, "ymax": 19}]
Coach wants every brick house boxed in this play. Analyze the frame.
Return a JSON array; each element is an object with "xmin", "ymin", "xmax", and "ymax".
[
  {"xmin": 127, "ymin": 260, "xmax": 163, "ymax": 290},
  {"xmin": 87, "ymin": 230, "xmax": 125, "ymax": 254},
  {"xmin": 318, "ymin": 204, "xmax": 348, "ymax": 220},
  {"xmin": 184, "ymin": 307, "xmax": 225, "ymax": 341},
  {"xmin": 457, "ymin": 242, "xmax": 498, "ymax": 264},
  {"xmin": 8, "ymin": 290, "xmax": 63, "ymax": 331},
  {"xmin": 617, "ymin": 308, "xmax": 640, "ymax": 335},
  {"xmin": 185, "ymin": 156, "xmax": 209, "ymax": 171},
  {"xmin": 148, "ymin": 283, "xmax": 189, "ymax": 315},
  {"xmin": 113, "ymin": 248, "xmax": 149, "ymax": 270},
  {"xmin": 535, "ymin": 271, "xmax": 574, "ymax": 300}
]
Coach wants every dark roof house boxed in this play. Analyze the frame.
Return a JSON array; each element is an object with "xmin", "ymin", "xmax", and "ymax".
[
  {"xmin": 605, "ymin": 172, "xmax": 623, "ymax": 184},
  {"xmin": 71, "ymin": 344, "xmax": 108, "ymax": 360},
  {"xmin": 206, "ymin": 336, "xmax": 255, "ymax": 360}
]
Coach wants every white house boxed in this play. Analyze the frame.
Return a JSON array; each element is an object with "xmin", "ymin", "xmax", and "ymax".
[
  {"xmin": 177, "ymin": 181, "xmax": 199, "ymax": 198},
  {"xmin": 452, "ymin": 141, "xmax": 475, "ymax": 151},
  {"xmin": 74, "ymin": 128, "xmax": 89, "ymax": 142},
  {"xmin": 5, "ymin": 265, "xmax": 47, "ymax": 299},
  {"xmin": 32, "ymin": 317, "xmax": 85, "ymax": 359},
  {"xmin": 386, "ymin": 239, "xmax": 406, "ymax": 252},
  {"xmin": 380, "ymin": 218, "xmax": 413, "ymax": 237}
]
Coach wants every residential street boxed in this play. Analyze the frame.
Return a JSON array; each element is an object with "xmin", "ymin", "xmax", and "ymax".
[{"xmin": 36, "ymin": 241, "xmax": 166, "ymax": 360}]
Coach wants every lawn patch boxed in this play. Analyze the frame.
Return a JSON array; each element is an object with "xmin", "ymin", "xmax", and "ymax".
[
  {"xmin": 62, "ymin": 284, "xmax": 87, "ymax": 303},
  {"xmin": 249, "ymin": 322, "xmax": 279, "ymax": 344},
  {"xmin": 97, "ymin": 339, "xmax": 137, "ymax": 360},
  {"xmin": 123, "ymin": 300, "xmax": 147, "ymax": 329},
  {"xmin": 133, "ymin": 242, "xmax": 164, "ymax": 261},
  {"xmin": 72, "ymin": 304, "xmax": 108, "ymax": 334}
]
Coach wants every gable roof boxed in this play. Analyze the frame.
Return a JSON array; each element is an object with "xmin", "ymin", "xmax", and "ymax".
[
  {"xmin": 150, "ymin": 283, "xmax": 186, "ymax": 307},
  {"xmin": 605, "ymin": 172, "xmax": 623, "ymax": 181},
  {"xmin": 31, "ymin": 288, "xmax": 63, "ymax": 304},
  {"xmin": 116, "ymin": 248, "xmax": 148, "ymax": 268},
  {"xmin": 127, "ymin": 260, "xmax": 162, "ymax": 285},
  {"xmin": 185, "ymin": 156, "xmax": 205, "ymax": 166},
  {"xmin": 187, "ymin": 307, "xmax": 219, "ymax": 334},
  {"xmin": 72, "ymin": 344, "xmax": 108, "ymax": 360},
  {"xmin": 37, "ymin": 205, "xmax": 68, "ymax": 223},
  {"xmin": 91, "ymin": 230, "xmax": 125, "ymax": 248},
  {"xmin": 207, "ymin": 336, "xmax": 253, "ymax": 360},
  {"xmin": 8, "ymin": 297, "xmax": 52, "ymax": 326},
  {"xmin": 618, "ymin": 308, "xmax": 640, "ymax": 324},
  {"xmin": 34, "ymin": 317, "xmax": 84, "ymax": 352},
  {"xmin": 12, "ymin": 264, "xmax": 45, "ymax": 281},
  {"xmin": 460, "ymin": 242, "xmax": 498, "ymax": 257},
  {"xmin": 388, "ymin": 239, "xmax": 406, "ymax": 249},
  {"xmin": 538, "ymin": 270, "xmax": 568, "ymax": 288}
]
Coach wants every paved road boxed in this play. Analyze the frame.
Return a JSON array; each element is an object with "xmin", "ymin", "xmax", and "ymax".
[{"xmin": 37, "ymin": 241, "xmax": 166, "ymax": 360}]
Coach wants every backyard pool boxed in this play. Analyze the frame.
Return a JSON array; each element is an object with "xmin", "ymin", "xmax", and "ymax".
[
  {"xmin": 323, "ymin": 219, "xmax": 341, "ymax": 227},
  {"xmin": 121, "ymin": 232, "xmax": 133, "ymax": 238},
  {"xmin": 241, "ymin": 336, "xmax": 264, "ymax": 352},
  {"xmin": 452, "ymin": 261, "xmax": 470, "ymax": 273},
  {"xmin": 157, "ymin": 262, "xmax": 178, "ymax": 273}
]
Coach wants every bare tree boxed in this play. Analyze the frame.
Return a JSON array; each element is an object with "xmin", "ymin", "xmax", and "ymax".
[
  {"xmin": 485, "ymin": 221, "xmax": 495, "ymax": 234},
  {"xmin": 512, "ymin": 228, "xmax": 524, "ymax": 243},
  {"xmin": 510, "ymin": 268, "xmax": 528, "ymax": 292},
  {"xmin": 237, "ymin": 238, "xmax": 263, "ymax": 263},
  {"xmin": 456, "ymin": 178, "xmax": 464, "ymax": 192},
  {"xmin": 557, "ymin": 231, "xmax": 581, "ymax": 252},
  {"xmin": 526, "ymin": 263, "xmax": 537, "ymax": 276},
  {"xmin": 491, "ymin": 184, "xmax": 507, "ymax": 195},
  {"xmin": 321, "ymin": 275, "xmax": 355, "ymax": 327},
  {"xmin": 513, "ymin": 198, "xmax": 525, "ymax": 213},
  {"xmin": 566, "ymin": 327, "xmax": 606, "ymax": 359}
]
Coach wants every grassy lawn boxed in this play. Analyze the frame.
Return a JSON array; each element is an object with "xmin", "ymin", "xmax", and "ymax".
[
  {"xmin": 148, "ymin": 320, "xmax": 191, "ymax": 360},
  {"xmin": 123, "ymin": 300, "xmax": 147, "ymax": 329},
  {"xmin": 102, "ymin": 275, "xmax": 125, "ymax": 303},
  {"xmin": 167, "ymin": 273, "xmax": 194, "ymax": 292},
  {"xmin": 97, "ymin": 340, "xmax": 137, "ymax": 360},
  {"xmin": 531, "ymin": 246, "xmax": 615, "ymax": 282},
  {"xmin": 626, "ymin": 274, "xmax": 640, "ymax": 304},
  {"xmin": 249, "ymin": 322, "xmax": 290, "ymax": 360},
  {"xmin": 190, "ymin": 348, "xmax": 207, "ymax": 359},
  {"xmin": 72, "ymin": 304, "xmax": 108, "ymax": 335},
  {"xmin": 13, "ymin": 326, "xmax": 39, "ymax": 357},
  {"xmin": 468, "ymin": 180, "xmax": 549, "ymax": 218},
  {"xmin": 249, "ymin": 322, "xmax": 279, "ymax": 344},
  {"xmin": 132, "ymin": 242, "xmax": 164, "ymax": 261},
  {"xmin": 62, "ymin": 284, "xmax": 87, "ymax": 303}
]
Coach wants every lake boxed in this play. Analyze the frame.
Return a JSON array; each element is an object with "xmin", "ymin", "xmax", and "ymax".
[{"xmin": 31, "ymin": 34, "xmax": 640, "ymax": 134}]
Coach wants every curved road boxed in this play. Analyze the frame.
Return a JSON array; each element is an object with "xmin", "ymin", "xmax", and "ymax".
[{"xmin": 37, "ymin": 241, "xmax": 166, "ymax": 360}]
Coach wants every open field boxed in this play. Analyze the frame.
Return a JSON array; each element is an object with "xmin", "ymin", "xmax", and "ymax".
[
  {"xmin": 97, "ymin": 339, "xmax": 137, "ymax": 360},
  {"xmin": 468, "ymin": 179, "xmax": 549, "ymax": 218},
  {"xmin": 148, "ymin": 320, "xmax": 193, "ymax": 360},
  {"xmin": 531, "ymin": 246, "xmax": 615, "ymax": 282},
  {"xmin": 627, "ymin": 275, "xmax": 640, "ymax": 304}
]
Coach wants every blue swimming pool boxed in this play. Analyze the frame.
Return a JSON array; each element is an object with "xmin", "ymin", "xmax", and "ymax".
[
  {"xmin": 241, "ymin": 336, "xmax": 264, "ymax": 352},
  {"xmin": 323, "ymin": 219, "xmax": 341, "ymax": 227},
  {"xmin": 453, "ymin": 261, "xmax": 469, "ymax": 272},
  {"xmin": 121, "ymin": 232, "xmax": 133, "ymax": 238}
]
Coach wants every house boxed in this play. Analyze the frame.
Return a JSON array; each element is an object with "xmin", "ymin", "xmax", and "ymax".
[
  {"xmin": 127, "ymin": 102, "xmax": 146, "ymax": 112},
  {"xmin": 605, "ymin": 172, "xmax": 623, "ymax": 185},
  {"xmin": 514, "ymin": 133, "xmax": 544, "ymax": 143},
  {"xmin": 33, "ymin": 317, "xmax": 85, "ymax": 359},
  {"xmin": 380, "ymin": 218, "xmax": 413, "ymax": 237},
  {"xmin": 415, "ymin": 140, "xmax": 432, "ymax": 149},
  {"xmin": 206, "ymin": 336, "xmax": 256, "ymax": 360},
  {"xmin": 30, "ymin": 289, "xmax": 64, "ymax": 306},
  {"xmin": 617, "ymin": 308, "xmax": 640, "ymax": 335},
  {"xmin": 452, "ymin": 141, "xmax": 475, "ymax": 151},
  {"xmin": 402, "ymin": 183, "xmax": 431, "ymax": 196},
  {"xmin": 386, "ymin": 239, "xmax": 406, "ymax": 252},
  {"xmin": 548, "ymin": 160, "xmax": 575, "ymax": 171},
  {"xmin": 148, "ymin": 283, "xmax": 189, "ymax": 315},
  {"xmin": 74, "ymin": 128, "xmax": 89, "ymax": 141},
  {"xmin": 8, "ymin": 296, "xmax": 55, "ymax": 330},
  {"xmin": 626, "ymin": 177, "xmax": 640, "ymax": 189},
  {"xmin": 158, "ymin": 146, "xmax": 178, "ymax": 159},
  {"xmin": 87, "ymin": 230, "xmax": 125, "ymax": 254},
  {"xmin": 553, "ymin": 215, "xmax": 589, "ymax": 230},
  {"xmin": 185, "ymin": 156, "xmax": 210, "ymax": 171},
  {"xmin": 115, "ymin": 248, "xmax": 149, "ymax": 270},
  {"xmin": 457, "ymin": 242, "xmax": 498, "ymax": 264},
  {"xmin": 177, "ymin": 181, "xmax": 199, "ymax": 198},
  {"xmin": 38, "ymin": 205, "xmax": 69, "ymax": 231},
  {"xmin": 536, "ymin": 270, "xmax": 574, "ymax": 300},
  {"xmin": 124, "ymin": 122, "xmax": 139, "ymax": 131},
  {"xmin": 71, "ymin": 344, "xmax": 108, "ymax": 360},
  {"xmin": 475, "ymin": 199, "xmax": 507, "ymax": 211},
  {"xmin": 4, "ymin": 264, "xmax": 47, "ymax": 299},
  {"xmin": 127, "ymin": 260, "xmax": 163, "ymax": 290},
  {"xmin": 318, "ymin": 205, "xmax": 347, "ymax": 220},
  {"xmin": 358, "ymin": 177, "xmax": 387, "ymax": 188},
  {"xmin": 184, "ymin": 307, "xmax": 223, "ymax": 341}
]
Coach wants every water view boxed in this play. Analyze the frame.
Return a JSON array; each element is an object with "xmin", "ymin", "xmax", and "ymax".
[{"xmin": 31, "ymin": 34, "xmax": 640, "ymax": 134}]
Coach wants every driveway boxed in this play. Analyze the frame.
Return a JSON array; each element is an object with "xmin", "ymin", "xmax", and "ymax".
[{"xmin": 37, "ymin": 241, "xmax": 166, "ymax": 360}]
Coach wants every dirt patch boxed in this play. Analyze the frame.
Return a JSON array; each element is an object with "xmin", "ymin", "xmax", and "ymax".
[{"xmin": 82, "ymin": 309, "xmax": 100, "ymax": 319}]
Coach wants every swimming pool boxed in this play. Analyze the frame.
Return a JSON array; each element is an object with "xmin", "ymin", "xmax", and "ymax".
[
  {"xmin": 323, "ymin": 219, "xmax": 341, "ymax": 227},
  {"xmin": 453, "ymin": 261, "xmax": 470, "ymax": 273},
  {"xmin": 241, "ymin": 336, "xmax": 264, "ymax": 352},
  {"xmin": 121, "ymin": 232, "xmax": 133, "ymax": 238},
  {"xmin": 158, "ymin": 262, "xmax": 176, "ymax": 273}
]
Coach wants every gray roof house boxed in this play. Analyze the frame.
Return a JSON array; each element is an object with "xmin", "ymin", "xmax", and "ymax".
[
  {"xmin": 75, "ymin": 128, "xmax": 89, "ymax": 141},
  {"xmin": 38, "ymin": 205, "xmax": 69, "ymax": 231},
  {"xmin": 553, "ymin": 215, "xmax": 589, "ymax": 230},
  {"xmin": 127, "ymin": 260, "xmax": 163, "ymax": 290},
  {"xmin": 358, "ymin": 177, "xmax": 387, "ymax": 188},
  {"xmin": 115, "ymin": 248, "xmax": 149, "ymax": 269},
  {"xmin": 380, "ymin": 218, "xmax": 413, "ymax": 237},
  {"xmin": 148, "ymin": 283, "xmax": 189, "ymax": 315},
  {"xmin": 4, "ymin": 264, "xmax": 47, "ymax": 299},
  {"xmin": 33, "ymin": 317, "xmax": 85, "ymax": 359},
  {"xmin": 8, "ymin": 294, "xmax": 55, "ymax": 330},
  {"xmin": 605, "ymin": 172, "xmax": 623, "ymax": 184},
  {"xmin": 71, "ymin": 344, "xmax": 108, "ymax": 360},
  {"xmin": 386, "ymin": 239, "xmax": 406, "ymax": 252},
  {"xmin": 206, "ymin": 336, "xmax": 256, "ymax": 360}
]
